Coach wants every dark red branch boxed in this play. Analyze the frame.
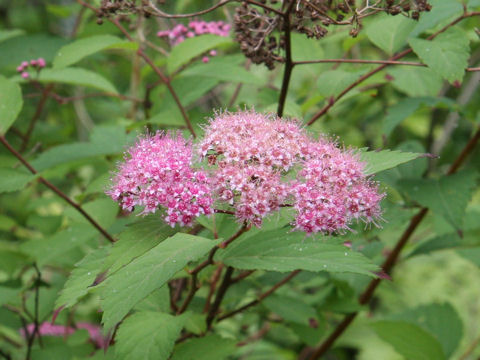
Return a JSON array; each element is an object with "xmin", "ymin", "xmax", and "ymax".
[
  {"xmin": 0, "ymin": 136, "xmax": 116, "ymax": 243},
  {"xmin": 306, "ymin": 11, "xmax": 480, "ymax": 126},
  {"xmin": 307, "ymin": 127, "xmax": 480, "ymax": 359},
  {"xmin": 218, "ymin": 269, "xmax": 301, "ymax": 321}
]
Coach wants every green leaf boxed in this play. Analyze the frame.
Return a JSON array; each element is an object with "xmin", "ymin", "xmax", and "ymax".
[
  {"xmin": 171, "ymin": 335, "xmax": 236, "ymax": 360},
  {"xmin": 0, "ymin": 286, "xmax": 19, "ymax": 306},
  {"xmin": 170, "ymin": 75, "xmax": 219, "ymax": 106},
  {"xmin": 104, "ymin": 216, "xmax": 177, "ymax": 275},
  {"xmin": 53, "ymin": 35, "xmax": 136, "ymax": 68},
  {"xmin": 359, "ymin": 149, "xmax": 422, "ymax": 175},
  {"xmin": 263, "ymin": 295, "xmax": 317, "ymax": 326},
  {"xmin": 390, "ymin": 303, "xmax": 463, "ymax": 358},
  {"xmin": 31, "ymin": 126, "xmax": 129, "ymax": 171},
  {"xmin": 409, "ymin": 28, "xmax": 470, "ymax": 84},
  {"xmin": 56, "ymin": 248, "xmax": 109, "ymax": 309},
  {"xmin": 217, "ymin": 229, "xmax": 379, "ymax": 276},
  {"xmin": 181, "ymin": 60, "xmax": 263, "ymax": 85},
  {"xmin": 317, "ymin": 70, "xmax": 365, "ymax": 98},
  {"xmin": 115, "ymin": 312, "xmax": 184, "ymax": 360},
  {"xmin": 383, "ymin": 97, "xmax": 455, "ymax": 136},
  {"xmin": 0, "ymin": 29, "xmax": 24, "ymax": 44},
  {"xmin": 400, "ymin": 170, "xmax": 478, "ymax": 230},
  {"xmin": 371, "ymin": 321, "xmax": 446, "ymax": 360},
  {"xmin": 100, "ymin": 233, "xmax": 216, "ymax": 330},
  {"xmin": 388, "ymin": 66, "xmax": 443, "ymax": 97},
  {"xmin": 20, "ymin": 224, "xmax": 97, "ymax": 266},
  {"xmin": 411, "ymin": 0, "xmax": 464, "ymax": 37},
  {"xmin": 0, "ymin": 76, "xmax": 23, "ymax": 135},
  {"xmin": 457, "ymin": 247, "xmax": 480, "ymax": 267},
  {"xmin": 366, "ymin": 14, "xmax": 416, "ymax": 55},
  {"xmin": 0, "ymin": 168, "xmax": 35, "ymax": 193},
  {"xmin": 167, "ymin": 35, "xmax": 234, "ymax": 73},
  {"xmin": 36, "ymin": 67, "xmax": 118, "ymax": 93}
]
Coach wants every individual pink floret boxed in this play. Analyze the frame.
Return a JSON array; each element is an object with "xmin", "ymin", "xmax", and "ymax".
[
  {"xmin": 21, "ymin": 72, "xmax": 30, "ymax": 79},
  {"xmin": 106, "ymin": 132, "xmax": 214, "ymax": 227},
  {"xmin": 202, "ymin": 56, "xmax": 210, "ymax": 63}
]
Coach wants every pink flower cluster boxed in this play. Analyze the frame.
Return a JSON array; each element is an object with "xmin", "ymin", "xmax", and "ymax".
[
  {"xmin": 157, "ymin": 20, "xmax": 230, "ymax": 63},
  {"xmin": 291, "ymin": 142, "xmax": 383, "ymax": 234},
  {"xmin": 20, "ymin": 322, "xmax": 107, "ymax": 348},
  {"xmin": 17, "ymin": 58, "xmax": 46, "ymax": 79},
  {"xmin": 106, "ymin": 133, "xmax": 213, "ymax": 227},
  {"xmin": 157, "ymin": 20, "xmax": 231, "ymax": 46},
  {"xmin": 199, "ymin": 111, "xmax": 310, "ymax": 226},
  {"xmin": 199, "ymin": 110, "xmax": 383, "ymax": 233},
  {"xmin": 107, "ymin": 111, "xmax": 383, "ymax": 234}
]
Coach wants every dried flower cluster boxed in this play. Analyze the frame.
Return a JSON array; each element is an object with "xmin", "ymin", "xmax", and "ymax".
[
  {"xmin": 16, "ymin": 58, "xmax": 46, "ymax": 79},
  {"xmin": 234, "ymin": 0, "xmax": 432, "ymax": 69},
  {"xmin": 108, "ymin": 111, "xmax": 383, "ymax": 234}
]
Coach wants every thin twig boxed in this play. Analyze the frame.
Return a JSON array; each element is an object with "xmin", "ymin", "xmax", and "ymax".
[
  {"xmin": 77, "ymin": 0, "xmax": 196, "ymax": 138},
  {"xmin": 206, "ymin": 266, "xmax": 234, "ymax": 328},
  {"xmin": 143, "ymin": 0, "xmax": 284, "ymax": 18},
  {"xmin": 190, "ymin": 223, "xmax": 250, "ymax": 275},
  {"xmin": 203, "ymin": 264, "xmax": 224, "ymax": 313},
  {"xmin": 177, "ymin": 273, "xmax": 199, "ymax": 314},
  {"xmin": 306, "ymin": 11, "xmax": 480, "ymax": 126},
  {"xmin": 0, "ymin": 136, "xmax": 116, "ymax": 243},
  {"xmin": 277, "ymin": 0, "xmax": 296, "ymax": 117},
  {"xmin": 20, "ymin": 84, "xmax": 53, "ymax": 152},
  {"xmin": 307, "ymin": 127, "xmax": 480, "ymax": 360},
  {"xmin": 218, "ymin": 270, "xmax": 301, "ymax": 321}
]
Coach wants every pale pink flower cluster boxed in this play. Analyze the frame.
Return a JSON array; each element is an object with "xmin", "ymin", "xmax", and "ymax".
[
  {"xmin": 17, "ymin": 58, "xmax": 46, "ymax": 79},
  {"xmin": 106, "ymin": 133, "xmax": 213, "ymax": 227},
  {"xmin": 107, "ymin": 111, "xmax": 383, "ymax": 234},
  {"xmin": 157, "ymin": 20, "xmax": 231, "ymax": 46},
  {"xmin": 157, "ymin": 20, "xmax": 230, "ymax": 63},
  {"xmin": 199, "ymin": 111, "xmax": 310, "ymax": 226},
  {"xmin": 21, "ymin": 322, "xmax": 107, "ymax": 348},
  {"xmin": 199, "ymin": 111, "xmax": 383, "ymax": 233},
  {"xmin": 291, "ymin": 142, "xmax": 383, "ymax": 234}
]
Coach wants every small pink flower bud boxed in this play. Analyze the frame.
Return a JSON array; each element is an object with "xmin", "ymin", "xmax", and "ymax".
[
  {"xmin": 202, "ymin": 56, "xmax": 210, "ymax": 63},
  {"xmin": 209, "ymin": 50, "xmax": 217, "ymax": 56},
  {"xmin": 21, "ymin": 61, "xmax": 29, "ymax": 68},
  {"xmin": 37, "ymin": 58, "xmax": 46, "ymax": 68},
  {"xmin": 16, "ymin": 65, "xmax": 24, "ymax": 73},
  {"xmin": 21, "ymin": 72, "xmax": 30, "ymax": 79},
  {"xmin": 30, "ymin": 59, "xmax": 38, "ymax": 66}
]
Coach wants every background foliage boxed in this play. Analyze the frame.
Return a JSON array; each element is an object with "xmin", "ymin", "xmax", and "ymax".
[{"xmin": 0, "ymin": 0, "xmax": 480, "ymax": 359}]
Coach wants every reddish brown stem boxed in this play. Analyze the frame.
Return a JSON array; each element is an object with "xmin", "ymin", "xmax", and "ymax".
[
  {"xmin": 77, "ymin": 0, "xmax": 196, "ymax": 138},
  {"xmin": 20, "ymin": 84, "xmax": 54, "ymax": 152},
  {"xmin": 190, "ymin": 223, "xmax": 249, "ymax": 275},
  {"xmin": 307, "ymin": 127, "xmax": 480, "ymax": 360},
  {"xmin": 203, "ymin": 264, "xmax": 224, "ymax": 313},
  {"xmin": 206, "ymin": 266, "xmax": 234, "ymax": 328},
  {"xmin": 177, "ymin": 273, "xmax": 199, "ymax": 314},
  {"xmin": 218, "ymin": 269, "xmax": 301, "ymax": 321},
  {"xmin": 306, "ymin": 11, "xmax": 480, "ymax": 126},
  {"xmin": 0, "ymin": 136, "xmax": 116, "ymax": 243}
]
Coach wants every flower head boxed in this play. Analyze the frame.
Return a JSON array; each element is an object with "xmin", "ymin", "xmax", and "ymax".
[{"xmin": 106, "ymin": 132, "xmax": 213, "ymax": 227}]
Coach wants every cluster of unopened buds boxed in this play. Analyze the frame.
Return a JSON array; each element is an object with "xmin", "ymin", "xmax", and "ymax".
[
  {"xmin": 157, "ymin": 20, "xmax": 230, "ymax": 63},
  {"xmin": 107, "ymin": 111, "xmax": 384, "ymax": 235},
  {"xmin": 16, "ymin": 58, "xmax": 46, "ymax": 79}
]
